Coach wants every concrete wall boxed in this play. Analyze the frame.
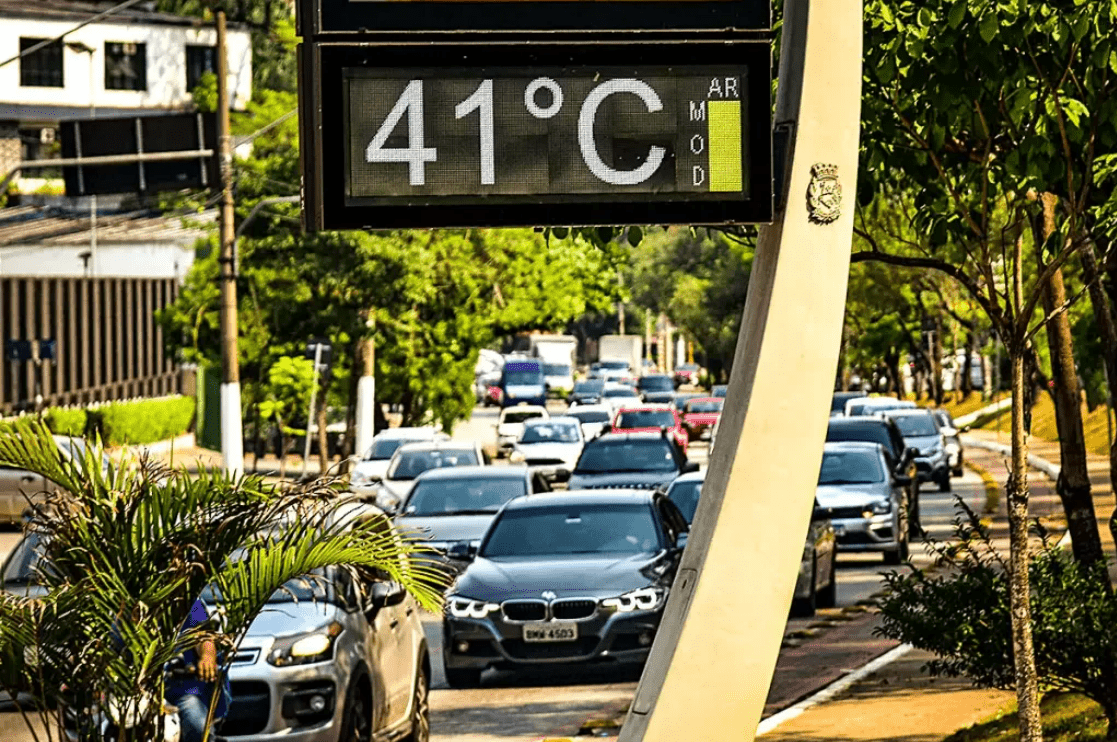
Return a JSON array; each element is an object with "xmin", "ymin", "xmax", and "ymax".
[
  {"xmin": 0, "ymin": 17, "xmax": 252, "ymax": 117},
  {"xmin": 0, "ymin": 242, "xmax": 195, "ymax": 280}
]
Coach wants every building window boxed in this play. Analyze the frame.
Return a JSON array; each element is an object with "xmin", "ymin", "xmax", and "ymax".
[
  {"xmin": 185, "ymin": 45, "xmax": 217, "ymax": 93},
  {"xmin": 20, "ymin": 38, "xmax": 64, "ymax": 87},
  {"xmin": 105, "ymin": 41, "xmax": 147, "ymax": 91}
]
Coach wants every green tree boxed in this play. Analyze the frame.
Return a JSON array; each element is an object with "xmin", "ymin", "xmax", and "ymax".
[
  {"xmin": 258, "ymin": 355, "xmax": 315, "ymax": 477},
  {"xmin": 0, "ymin": 419, "xmax": 442, "ymax": 742}
]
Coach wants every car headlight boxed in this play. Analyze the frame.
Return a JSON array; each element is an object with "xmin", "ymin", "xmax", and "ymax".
[
  {"xmin": 509, "ymin": 450, "xmax": 526, "ymax": 463},
  {"xmin": 446, "ymin": 595, "xmax": 501, "ymax": 619},
  {"xmin": 865, "ymin": 500, "xmax": 892, "ymax": 516},
  {"xmin": 601, "ymin": 586, "xmax": 668, "ymax": 613},
  {"xmin": 267, "ymin": 622, "xmax": 343, "ymax": 667},
  {"xmin": 945, "ymin": 441, "xmax": 960, "ymax": 454},
  {"xmin": 375, "ymin": 490, "xmax": 401, "ymax": 512},
  {"xmin": 350, "ymin": 471, "xmax": 374, "ymax": 486}
]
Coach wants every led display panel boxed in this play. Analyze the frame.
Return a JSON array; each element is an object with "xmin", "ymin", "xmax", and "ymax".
[{"xmin": 303, "ymin": 43, "xmax": 772, "ymax": 230}]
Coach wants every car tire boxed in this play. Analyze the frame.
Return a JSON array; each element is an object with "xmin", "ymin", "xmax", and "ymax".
[
  {"xmin": 790, "ymin": 559, "xmax": 818, "ymax": 618},
  {"xmin": 402, "ymin": 662, "xmax": 431, "ymax": 742},
  {"xmin": 338, "ymin": 674, "xmax": 373, "ymax": 742},
  {"xmin": 938, "ymin": 472, "xmax": 952, "ymax": 492},
  {"xmin": 445, "ymin": 667, "xmax": 483, "ymax": 689},
  {"xmin": 816, "ymin": 554, "xmax": 837, "ymax": 609},
  {"xmin": 952, "ymin": 462, "xmax": 964, "ymax": 478}
]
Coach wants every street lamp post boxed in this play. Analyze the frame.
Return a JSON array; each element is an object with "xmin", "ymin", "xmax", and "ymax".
[{"xmin": 65, "ymin": 40, "xmax": 97, "ymax": 277}]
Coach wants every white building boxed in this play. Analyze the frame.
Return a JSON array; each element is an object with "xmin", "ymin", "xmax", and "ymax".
[{"xmin": 0, "ymin": 0, "xmax": 252, "ymax": 192}]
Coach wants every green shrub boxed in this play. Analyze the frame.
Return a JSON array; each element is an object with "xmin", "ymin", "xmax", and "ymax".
[
  {"xmin": 90, "ymin": 396, "xmax": 196, "ymax": 446},
  {"xmin": 44, "ymin": 407, "xmax": 88, "ymax": 436}
]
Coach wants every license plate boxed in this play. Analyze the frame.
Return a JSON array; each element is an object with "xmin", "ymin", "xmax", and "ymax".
[{"xmin": 523, "ymin": 622, "xmax": 578, "ymax": 643}]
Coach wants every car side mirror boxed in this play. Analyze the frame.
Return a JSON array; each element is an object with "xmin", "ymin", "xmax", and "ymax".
[
  {"xmin": 368, "ymin": 581, "xmax": 405, "ymax": 611},
  {"xmin": 551, "ymin": 468, "xmax": 571, "ymax": 483},
  {"xmin": 447, "ymin": 541, "xmax": 477, "ymax": 562},
  {"xmin": 904, "ymin": 446, "xmax": 919, "ymax": 462},
  {"xmin": 941, "ymin": 427, "xmax": 958, "ymax": 437},
  {"xmin": 811, "ymin": 506, "xmax": 834, "ymax": 522},
  {"xmin": 681, "ymin": 461, "xmax": 700, "ymax": 474}
]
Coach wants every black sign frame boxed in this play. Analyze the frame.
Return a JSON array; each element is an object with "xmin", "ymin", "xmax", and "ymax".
[
  {"xmin": 302, "ymin": 0, "xmax": 770, "ymax": 36},
  {"xmin": 301, "ymin": 40, "xmax": 772, "ymax": 231}
]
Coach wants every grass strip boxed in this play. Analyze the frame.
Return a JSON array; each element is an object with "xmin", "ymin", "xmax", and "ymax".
[{"xmin": 943, "ymin": 692, "xmax": 1108, "ymax": 742}]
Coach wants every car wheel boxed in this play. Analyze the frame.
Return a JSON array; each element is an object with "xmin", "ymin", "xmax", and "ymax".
[
  {"xmin": 952, "ymin": 463, "xmax": 964, "ymax": 478},
  {"xmin": 816, "ymin": 554, "xmax": 837, "ymax": 609},
  {"xmin": 445, "ymin": 667, "xmax": 483, "ymax": 689},
  {"xmin": 938, "ymin": 472, "xmax": 952, "ymax": 492},
  {"xmin": 338, "ymin": 675, "xmax": 373, "ymax": 742},
  {"xmin": 789, "ymin": 559, "xmax": 818, "ymax": 618},
  {"xmin": 402, "ymin": 663, "xmax": 430, "ymax": 742}
]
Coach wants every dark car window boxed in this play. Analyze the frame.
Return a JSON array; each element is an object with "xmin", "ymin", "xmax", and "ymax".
[
  {"xmin": 638, "ymin": 376, "xmax": 674, "ymax": 392},
  {"xmin": 684, "ymin": 399, "xmax": 723, "ymax": 414},
  {"xmin": 201, "ymin": 566, "xmax": 344, "ymax": 606},
  {"xmin": 617, "ymin": 410, "xmax": 676, "ymax": 429},
  {"xmin": 406, "ymin": 477, "xmax": 527, "ymax": 515},
  {"xmin": 603, "ymin": 387, "xmax": 638, "ymax": 398},
  {"xmin": 818, "ymin": 450, "xmax": 886, "ymax": 485},
  {"xmin": 889, "ymin": 414, "xmax": 939, "ymax": 437},
  {"xmin": 521, "ymin": 422, "xmax": 580, "ymax": 443},
  {"xmin": 2, "ymin": 533, "xmax": 48, "ymax": 585},
  {"xmin": 366, "ymin": 437, "xmax": 415, "ymax": 460},
  {"xmin": 826, "ymin": 420, "xmax": 902, "ymax": 458},
  {"xmin": 503, "ymin": 362, "xmax": 544, "ymax": 386},
  {"xmin": 712, "ymin": 385, "xmax": 728, "ymax": 397},
  {"xmin": 544, "ymin": 363, "xmax": 571, "ymax": 376},
  {"xmin": 599, "ymin": 361, "xmax": 630, "ymax": 371},
  {"xmin": 575, "ymin": 438, "xmax": 679, "ymax": 473},
  {"xmin": 667, "ymin": 480, "xmax": 702, "ymax": 523},
  {"xmin": 388, "ymin": 448, "xmax": 479, "ymax": 480},
  {"xmin": 481, "ymin": 504, "xmax": 662, "ymax": 557},
  {"xmin": 573, "ymin": 380, "xmax": 605, "ymax": 394},
  {"xmin": 503, "ymin": 410, "xmax": 545, "ymax": 425},
  {"xmin": 568, "ymin": 409, "xmax": 610, "ymax": 424}
]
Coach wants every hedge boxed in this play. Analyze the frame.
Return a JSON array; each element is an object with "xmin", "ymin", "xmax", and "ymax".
[
  {"xmin": 92, "ymin": 396, "xmax": 196, "ymax": 446},
  {"xmin": 44, "ymin": 407, "xmax": 88, "ymax": 436}
]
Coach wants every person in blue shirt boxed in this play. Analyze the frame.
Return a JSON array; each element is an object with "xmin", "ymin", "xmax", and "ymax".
[{"xmin": 166, "ymin": 599, "xmax": 231, "ymax": 742}]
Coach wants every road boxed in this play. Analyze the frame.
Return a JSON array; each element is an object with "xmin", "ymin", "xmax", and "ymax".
[{"xmin": 0, "ymin": 402, "xmax": 989, "ymax": 742}]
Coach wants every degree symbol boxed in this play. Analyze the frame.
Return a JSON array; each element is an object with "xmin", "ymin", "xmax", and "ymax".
[{"xmin": 525, "ymin": 77, "xmax": 563, "ymax": 119}]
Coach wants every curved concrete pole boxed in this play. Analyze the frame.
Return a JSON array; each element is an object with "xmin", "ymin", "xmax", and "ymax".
[{"xmin": 618, "ymin": 2, "xmax": 862, "ymax": 740}]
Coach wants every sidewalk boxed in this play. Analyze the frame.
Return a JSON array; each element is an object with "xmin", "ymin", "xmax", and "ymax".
[{"xmin": 756, "ymin": 438, "xmax": 1091, "ymax": 741}]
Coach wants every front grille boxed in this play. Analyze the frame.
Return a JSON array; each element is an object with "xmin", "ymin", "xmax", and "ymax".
[
  {"xmin": 830, "ymin": 506, "xmax": 869, "ymax": 519},
  {"xmin": 838, "ymin": 532, "xmax": 874, "ymax": 545},
  {"xmin": 552, "ymin": 599, "xmax": 597, "ymax": 620},
  {"xmin": 502, "ymin": 600, "xmax": 547, "ymax": 622},
  {"xmin": 223, "ymin": 680, "xmax": 271, "ymax": 736},
  {"xmin": 230, "ymin": 648, "xmax": 259, "ymax": 665},
  {"xmin": 502, "ymin": 636, "xmax": 600, "ymax": 659}
]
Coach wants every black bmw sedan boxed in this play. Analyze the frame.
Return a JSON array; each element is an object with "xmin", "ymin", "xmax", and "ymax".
[{"xmin": 441, "ymin": 490, "xmax": 689, "ymax": 688}]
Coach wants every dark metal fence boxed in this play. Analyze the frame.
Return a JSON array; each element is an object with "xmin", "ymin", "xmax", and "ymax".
[{"xmin": 1, "ymin": 276, "xmax": 180, "ymax": 414}]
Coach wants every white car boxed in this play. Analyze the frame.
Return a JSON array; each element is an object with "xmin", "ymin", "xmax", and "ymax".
[
  {"xmin": 509, "ymin": 417, "xmax": 585, "ymax": 477},
  {"xmin": 375, "ymin": 441, "xmax": 488, "ymax": 513},
  {"xmin": 349, "ymin": 427, "xmax": 447, "ymax": 496},
  {"xmin": 565, "ymin": 404, "xmax": 613, "ymax": 440},
  {"xmin": 600, "ymin": 383, "xmax": 642, "ymax": 415},
  {"xmin": 495, "ymin": 405, "xmax": 549, "ymax": 456},
  {"xmin": 844, "ymin": 396, "xmax": 917, "ymax": 417}
]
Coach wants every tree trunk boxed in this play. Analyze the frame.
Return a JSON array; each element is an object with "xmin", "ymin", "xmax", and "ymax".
[
  {"xmin": 317, "ymin": 399, "xmax": 329, "ymax": 477},
  {"xmin": 1033, "ymin": 199, "xmax": 1106, "ymax": 574},
  {"xmin": 959, "ymin": 331, "xmax": 975, "ymax": 402},
  {"xmin": 931, "ymin": 316, "xmax": 945, "ymax": 404},
  {"xmin": 1079, "ymin": 243, "xmax": 1117, "ymax": 554},
  {"xmin": 276, "ymin": 416, "xmax": 287, "ymax": 480}
]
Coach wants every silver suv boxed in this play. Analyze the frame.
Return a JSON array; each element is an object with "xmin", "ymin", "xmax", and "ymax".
[{"xmin": 214, "ymin": 564, "xmax": 430, "ymax": 742}]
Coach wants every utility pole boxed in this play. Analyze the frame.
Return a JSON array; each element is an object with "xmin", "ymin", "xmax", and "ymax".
[
  {"xmin": 302, "ymin": 343, "xmax": 323, "ymax": 477},
  {"xmin": 353, "ymin": 314, "xmax": 376, "ymax": 461},
  {"xmin": 216, "ymin": 10, "xmax": 243, "ymax": 475}
]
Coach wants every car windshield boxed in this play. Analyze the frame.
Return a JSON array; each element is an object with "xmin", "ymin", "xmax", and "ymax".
[
  {"xmin": 818, "ymin": 450, "xmax": 885, "ymax": 485},
  {"xmin": 674, "ymin": 395, "xmax": 699, "ymax": 411},
  {"xmin": 573, "ymin": 380, "xmax": 604, "ymax": 394},
  {"xmin": 202, "ymin": 567, "xmax": 342, "ymax": 606},
  {"xmin": 712, "ymin": 386, "xmax": 728, "ymax": 397},
  {"xmin": 600, "ymin": 361, "xmax": 630, "ymax": 370},
  {"xmin": 826, "ymin": 424, "xmax": 891, "ymax": 449},
  {"xmin": 568, "ymin": 409, "xmax": 610, "ymax": 424},
  {"xmin": 406, "ymin": 477, "xmax": 526, "ymax": 515},
  {"xmin": 388, "ymin": 449, "xmax": 479, "ymax": 480},
  {"xmin": 481, "ymin": 504, "xmax": 661, "ymax": 556},
  {"xmin": 2, "ymin": 533, "xmax": 49, "ymax": 585},
  {"xmin": 502, "ymin": 410, "xmax": 544, "ymax": 424},
  {"xmin": 603, "ymin": 388, "xmax": 638, "ymax": 398},
  {"xmin": 667, "ymin": 481, "xmax": 702, "ymax": 523},
  {"xmin": 890, "ymin": 415, "xmax": 938, "ymax": 437},
  {"xmin": 617, "ymin": 410, "xmax": 676, "ymax": 429},
  {"xmin": 521, "ymin": 422, "xmax": 581, "ymax": 443},
  {"xmin": 366, "ymin": 437, "xmax": 414, "ymax": 460},
  {"xmin": 685, "ymin": 400, "xmax": 723, "ymax": 413},
  {"xmin": 575, "ymin": 439, "xmax": 678, "ymax": 473},
  {"xmin": 544, "ymin": 363, "xmax": 571, "ymax": 376},
  {"xmin": 831, "ymin": 396, "xmax": 853, "ymax": 413},
  {"xmin": 639, "ymin": 376, "xmax": 674, "ymax": 391},
  {"xmin": 505, "ymin": 369, "xmax": 543, "ymax": 385}
]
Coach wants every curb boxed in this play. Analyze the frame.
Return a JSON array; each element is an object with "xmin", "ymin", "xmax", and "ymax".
[
  {"xmin": 756, "ymin": 643, "xmax": 914, "ymax": 736},
  {"xmin": 954, "ymin": 398, "xmax": 1013, "ymax": 429},
  {"xmin": 961, "ymin": 436, "xmax": 1062, "ymax": 482}
]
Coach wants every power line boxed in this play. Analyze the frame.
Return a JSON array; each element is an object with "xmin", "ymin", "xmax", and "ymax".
[{"xmin": 0, "ymin": 0, "xmax": 149, "ymax": 69}]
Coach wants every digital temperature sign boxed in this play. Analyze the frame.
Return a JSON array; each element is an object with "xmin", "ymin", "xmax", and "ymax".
[{"xmin": 301, "ymin": 43, "xmax": 772, "ymax": 229}]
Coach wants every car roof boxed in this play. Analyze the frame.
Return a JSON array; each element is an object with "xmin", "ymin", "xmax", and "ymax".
[
  {"xmin": 374, "ymin": 427, "xmax": 440, "ymax": 439},
  {"xmin": 415, "ymin": 465, "xmax": 525, "ymax": 481},
  {"xmin": 824, "ymin": 440, "xmax": 884, "ymax": 452},
  {"xmin": 500, "ymin": 405, "xmax": 548, "ymax": 414},
  {"xmin": 683, "ymin": 397, "xmax": 721, "ymax": 405},
  {"xmin": 395, "ymin": 441, "xmax": 478, "ymax": 453},
  {"xmin": 617, "ymin": 404, "xmax": 675, "ymax": 412},
  {"xmin": 502, "ymin": 489, "xmax": 656, "ymax": 510},
  {"xmin": 640, "ymin": 374, "xmax": 673, "ymax": 381},
  {"xmin": 603, "ymin": 382, "xmax": 638, "ymax": 390},
  {"xmin": 881, "ymin": 408, "xmax": 936, "ymax": 418},
  {"xmin": 669, "ymin": 471, "xmax": 705, "ymax": 484},
  {"xmin": 832, "ymin": 391, "xmax": 866, "ymax": 400},
  {"xmin": 590, "ymin": 431, "xmax": 673, "ymax": 443},
  {"xmin": 828, "ymin": 416, "xmax": 896, "ymax": 430},
  {"xmin": 567, "ymin": 404, "xmax": 611, "ymax": 413},
  {"xmin": 524, "ymin": 416, "xmax": 580, "ymax": 426}
]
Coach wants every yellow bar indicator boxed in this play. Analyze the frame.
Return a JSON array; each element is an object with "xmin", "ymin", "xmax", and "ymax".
[{"xmin": 707, "ymin": 101, "xmax": 742, "ymax": 192}]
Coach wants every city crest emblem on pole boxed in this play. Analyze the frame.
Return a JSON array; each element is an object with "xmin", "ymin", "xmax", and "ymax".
[{"xmin": 807, "ymin": 163, "xmax": 842, "ymax": 224}]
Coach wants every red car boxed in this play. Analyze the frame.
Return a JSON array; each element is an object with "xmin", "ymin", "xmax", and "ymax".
[
  {"xmin": 612, "ymin": 405, "xmax": 689, "ymax": 454},
  {"xmin": 682, "ymin": 397, "xmax": 724, "ymax": 441}
]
